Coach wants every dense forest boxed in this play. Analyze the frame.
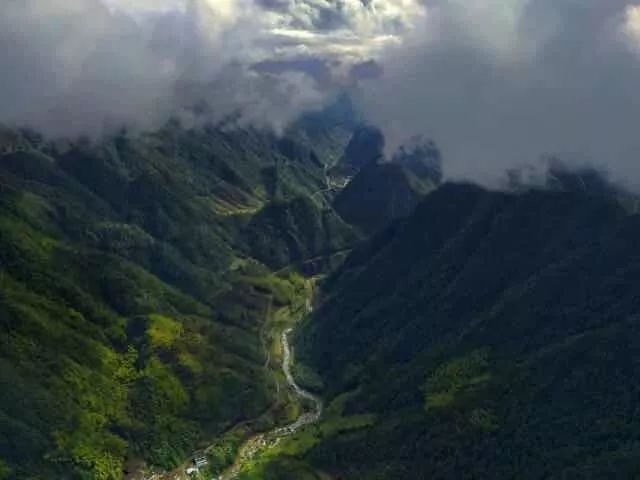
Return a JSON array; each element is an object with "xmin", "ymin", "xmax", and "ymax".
[
  {"xmin": 292, "ymin": 181, "xmax": 640, "ymax": 479},
  {"xmin": 0, "ymin": 103, "xmax": 364, "ymax": 480},
  {"xmin": 4, "ymin": 98, "xmax": 640, "ymax": 480}
]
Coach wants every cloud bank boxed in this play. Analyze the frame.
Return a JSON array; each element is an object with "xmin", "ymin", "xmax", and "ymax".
[
  {"xmin": 0, "ymin": 0, "xmax": 418, "ymax": 137},
  {"xmin": 358, "ymin": 0, "xmax": 640, "ymax": 186},
  {"xmin": 4, "ymin": 0, "xmax": 640, "ymax": 186}
]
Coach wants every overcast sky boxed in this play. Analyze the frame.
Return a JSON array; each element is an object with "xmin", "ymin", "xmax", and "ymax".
[{"xmin": 2, "ymin": 1, "xmax": 640, "ymax": 185}]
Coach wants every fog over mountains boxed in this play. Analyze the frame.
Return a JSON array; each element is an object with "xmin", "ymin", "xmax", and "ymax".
[
  {"xmin": 361, "ymin": 0, "xmax": 640, "ymax": 187},
  {"xmin": 3, "ymin": 1, "xmax": 640, "ymax": 184},
  {"xmin": 0, "ymin": 0, "xmax": 417, "ymax": 136}
]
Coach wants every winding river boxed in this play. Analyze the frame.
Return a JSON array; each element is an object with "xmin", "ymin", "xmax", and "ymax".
[{"xmin": 217, "ymin": 327, "xmax": 323, "ymax": 479}]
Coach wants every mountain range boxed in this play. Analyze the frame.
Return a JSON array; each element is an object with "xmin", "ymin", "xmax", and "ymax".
[{"xmin": 2, "ymin": 104, "xmax": 640, "ymax": 480}]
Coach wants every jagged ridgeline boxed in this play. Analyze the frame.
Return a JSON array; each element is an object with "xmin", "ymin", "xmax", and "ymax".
[{"xmin": 0, "ymin": 104, "xmax": 362, "ymax": 480}]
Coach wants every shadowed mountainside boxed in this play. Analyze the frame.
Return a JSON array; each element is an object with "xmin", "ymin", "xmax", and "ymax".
[
  {"xmin": 333, "ymin": 162, "xmax": 436, "ymax": 234},
  {"xmin": 297, "ymin": 183, "xmax": 640, "ymax": 479}
]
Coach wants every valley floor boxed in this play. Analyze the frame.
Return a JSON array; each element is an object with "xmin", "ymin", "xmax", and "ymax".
[{"xmin": 140, "ymin": 281, "xmax": 321, "ymax": 480}]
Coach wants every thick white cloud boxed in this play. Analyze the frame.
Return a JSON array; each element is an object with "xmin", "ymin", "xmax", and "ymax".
[
  {"xmin": 8, "ymin": 0, "xmax": 640, "ymax": 187},
  {"xmin": 0, "ymin": 0, "xmax": 421, "ymax": 137},
  {"xmin": 264, "ymin": 0, "xmax": 423, "ymax": 60},
  {"xmin": 0, "ymin": 0, "xmax": 181, "ymax": 135},
  {"xmin": 358, "ymin": 0, "xmax": 640, "ymax": 187},
  {"xmin": 103, "ymin": 0, "xmax": 185, "ymax": 14}
]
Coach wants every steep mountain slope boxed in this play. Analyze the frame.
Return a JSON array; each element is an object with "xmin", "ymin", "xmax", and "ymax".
[
  {"xmin": 391, "ymin": 136, "xmax": 443, "ymax": 185},
  {"xmin": 243, "ymin": 196, "xmax": 359, "ymax": 270},
  {"xmin": 0, "ymin": 118, "xmax": 355, "ymax": 479},
  {"xmin": 333, "ymin": 162, "xmax": 436, "ymax": 234},
  {"xmin": 342, "ymin": 126, "xmax": 385, "ymax": 171},
  {"xmin": 297, "ymin": 183, "xmax": 640, "ymax": 479}
]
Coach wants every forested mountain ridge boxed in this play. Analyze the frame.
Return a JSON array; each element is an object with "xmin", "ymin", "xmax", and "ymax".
[
  {"xmin": 0, "ymin": 113, "xmax": 360, "ymax": 480},
  {"xmin": 293, "ymin": 182, "xmax": 640, "ymax": 479},
  {"xmin": 332, "ymin": 134, "xmax": 443, "ymax": 235},
  {"xmin": 333, "ymin": 161, "xmax": 436, "ymax": 234},
  {"xmin": 6, "ymin": 104, "xmax": 636, "ymax": 480}
]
